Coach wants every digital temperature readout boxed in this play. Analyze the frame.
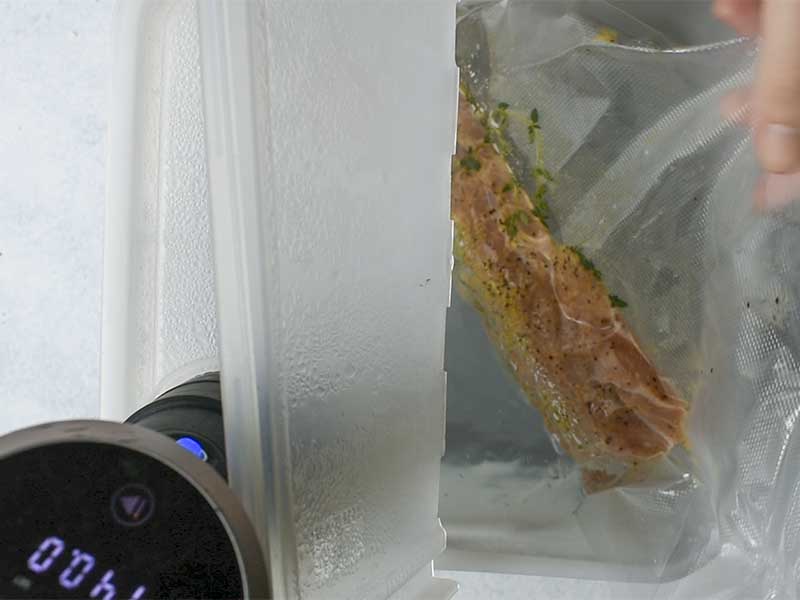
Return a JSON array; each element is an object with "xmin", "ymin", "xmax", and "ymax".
[
  {"xmin": 0, "ymin": 438, "xmax": 247, "ymax": 599},
  {"xmin": 25, "ymin": 536, "xmax": 146, "ymax": 599}
]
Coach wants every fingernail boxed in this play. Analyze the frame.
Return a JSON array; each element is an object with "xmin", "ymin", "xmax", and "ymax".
[
  {"xmin": 759, "ymin": 124, "xmax": 800, "ymax": 173},
  {"xmin": 756, "ymin": 173, "xmax": 800, "ymax": 212}
]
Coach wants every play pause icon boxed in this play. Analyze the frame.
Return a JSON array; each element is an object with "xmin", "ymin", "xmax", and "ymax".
[
  {"xmin": 121, "ymin": 495, "xmax": 148, "ymax": 519},
  {"xmin": 111, "ymin": 484, "xmax": 155, "ymax": 527}
]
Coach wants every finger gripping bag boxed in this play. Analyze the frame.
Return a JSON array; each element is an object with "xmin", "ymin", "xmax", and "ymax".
[{"xmin": 441, "ymin": 1, "xmax": 800, "ymax": 597}]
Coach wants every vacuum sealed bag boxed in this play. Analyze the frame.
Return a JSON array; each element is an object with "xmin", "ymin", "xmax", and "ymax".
[{"xmin": 440, "ymin": 1, "xmax": 800, "ymax": 597}]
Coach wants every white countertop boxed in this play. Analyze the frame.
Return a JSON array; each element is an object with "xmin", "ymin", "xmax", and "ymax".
[
  {"xmin": 0, "ymin": 2, "xmax": 641, "ymax": 598},
  {"xmin": 0, "ymin": 0, "xmax": 111, "ymax": 432}
]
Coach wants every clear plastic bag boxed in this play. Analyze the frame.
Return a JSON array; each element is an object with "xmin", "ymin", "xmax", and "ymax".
[{"xmin": 440, "ymin": 1, "xmax": 800, "ymax": 597}]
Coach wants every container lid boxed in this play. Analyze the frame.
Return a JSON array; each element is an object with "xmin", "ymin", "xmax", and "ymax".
[{"xmin": 197, "ymin": 1, "xmax": 458, "ymax": 598}]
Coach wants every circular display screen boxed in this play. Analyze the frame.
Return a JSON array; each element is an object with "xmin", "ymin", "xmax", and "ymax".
[{"xmin": 0, "ymin": 442, "xmax": 244, "ymax": 599}]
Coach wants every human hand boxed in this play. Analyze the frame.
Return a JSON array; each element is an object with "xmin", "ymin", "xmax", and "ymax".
[{"xmin": 714, "ymin": 0, "xmax": 800, "ymax": 210}]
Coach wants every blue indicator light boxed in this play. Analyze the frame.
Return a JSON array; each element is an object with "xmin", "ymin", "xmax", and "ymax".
[{"xmin": 175, "ymin": 437, "xmax": 208, "ymax": 462}]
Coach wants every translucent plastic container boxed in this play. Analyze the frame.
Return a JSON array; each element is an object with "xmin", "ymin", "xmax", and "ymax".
[
  {"xmin": 102, "ymin": 0, "xmax": 457, "ymax": 598},
  {"xmin": 104, "ymin": 2, "xmax": 458, "ymax": 597},
  {"xmin": 198, "ymin": 2, "xmax": 459, "ymax": 599},
  {"xmin": 104, "ymin": 2, "xmax": 788, "ymax": 599},
  {"xmin": 102, "ymin": 0, "xmax": 219, "ymax": 421}
]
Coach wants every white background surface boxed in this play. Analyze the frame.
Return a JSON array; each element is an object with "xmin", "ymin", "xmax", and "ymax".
[
  {"xmin": 0, "ymin": 2, "xmax": 640, "ymax": 598},
  {"xmin": 0, "ymin": 0, "xmax": 111, "ymax": 432}
]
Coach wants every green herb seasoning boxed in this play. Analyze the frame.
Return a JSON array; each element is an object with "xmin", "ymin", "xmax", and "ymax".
[
  {"xmin": 482, "ymin": 102, "xmax": 513, "ymax": 157},
  {"xmin": 492, "ymin": 102, "xmax": 510, "ymax": 129},
  {"xmin": 534, "ymin": 166, "xmax": 553, "ymax": 183},
  {"xmin": 503, "ymin": 220, "xmax": 518, "ymax": 239},
  {"xmin": 460, "ymin": 147, "xmax": 481, "ymax": 173},
  {"xmin": 479, "ymin": 117, "xmax": 510, "ymax": 157},
  {"xmin": 460, "ymin": 82, "xmax": 477, "ymax": 107},
  {"xmin": 609, "ymin": 294, "xmax": 628, "ymax": 308},
  {"xmin": 502, "ymin": 210, "xmax": 532, "ymax": 240},
  {"xmin": 532, "ymin": 199, "xmax": 550, "ymax": 224},
  {"xmin": 528, "ymin": 108, "xmax": 541, "ymax": 143},
  {"xmin": 569, "ymin": 246, "xmax": 602, "ymax": 281}
]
